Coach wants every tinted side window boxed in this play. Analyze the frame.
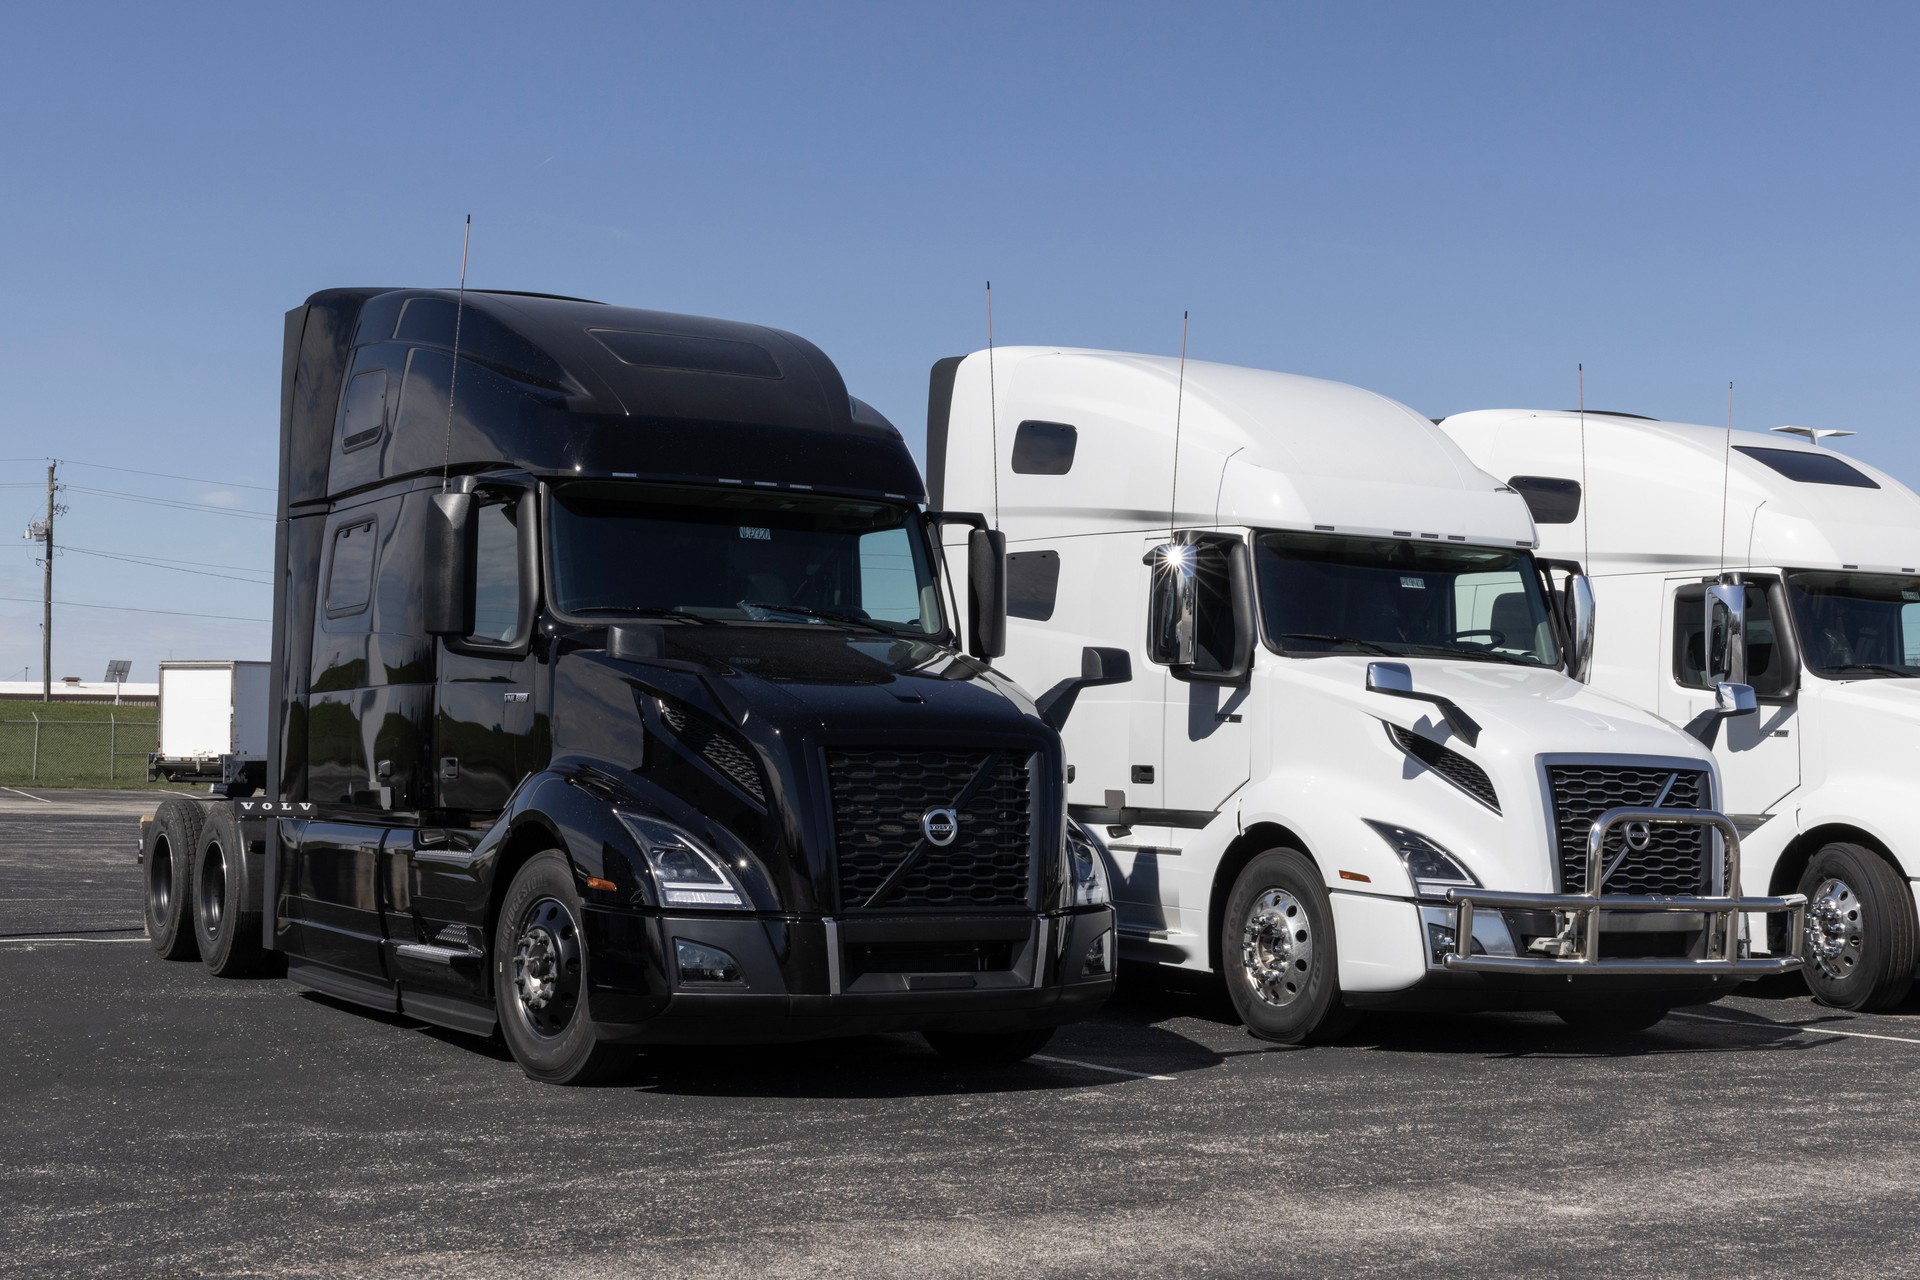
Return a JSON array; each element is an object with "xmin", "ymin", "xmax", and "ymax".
[
  {"xmin": 326, "ymin": 521, "xmax": 377, "ymax": 616},
  {"xmin": 1007, "ymin": 550, "xmax": 1060, "ymax": 621},
  {"xmin": 341, "ymin": 369, "xmax": 388, "ymax": 451},
  {"xmin": 469, "ymin": 500, "xmax": 522, "ymax": 643},
  {"xmin": 1734, "ymin": 446, "xmax": 1879, "ymax": 488},
  {"xmin": 1508, "ymin": 475, "xmax": 1581, "ymax": 524},
  {"xmin": 1011, "ymin": 420, "xmax": 1077, "ymax": 475}
]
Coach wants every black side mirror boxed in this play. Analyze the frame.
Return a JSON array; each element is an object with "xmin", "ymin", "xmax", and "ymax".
[
  {"xmin": 1036, "ymin": 646, "xmax": 1133, "ymax": 732},
  {"xmin": 968, "ymin": 527, "xmax": 1007, "ymax": 660},
  {"xmin": 424, "ymin": 488, "xmax": 475, "ymax": 636}
]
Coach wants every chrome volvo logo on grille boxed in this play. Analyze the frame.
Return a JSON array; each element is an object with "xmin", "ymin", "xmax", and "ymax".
[
  {"xmin": 921, "ymin": 807, "xmax": 959, "ymax": 846},
  {"xmin": 1623, "ymin": 820, "xmax": 1654, "ymax": 852}
]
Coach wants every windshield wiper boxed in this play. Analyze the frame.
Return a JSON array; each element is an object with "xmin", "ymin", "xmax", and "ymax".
[
  {"xmin": 1395, "ymin": 641, "xmax": 1539, "ymax": 666},
  {"xmin": 571, "ymin": 605, "xmax": 719, "ymax": 625},
  {"xmin": 736, "ymin": 601, "xmax": 897, "ymax": 635},
  {"xmin": 1276, "ymin": 632, "xmax": 1397, "ymax": 656},
  {"xmin": 1820, "ymin": 662, "xmax": 1916, "ymax": 678}
]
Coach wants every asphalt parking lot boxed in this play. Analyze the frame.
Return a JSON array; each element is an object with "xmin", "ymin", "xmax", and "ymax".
[{"xmin": 5, "ymin": 789, "xmax": 1920, "ymax": 1278}]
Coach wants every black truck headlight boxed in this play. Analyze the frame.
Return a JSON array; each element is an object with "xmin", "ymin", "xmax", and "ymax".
[
  {"xmin": 1363, "ymin": 819, "xmax": 1480, "ymax": 899},
  {"xmin": 617, "ymin": 812, "xmax": 752, "ymax": 910},
  {"xmin": 1066, "ymin": 821, "xmax": 1112, "ymax": 907}
]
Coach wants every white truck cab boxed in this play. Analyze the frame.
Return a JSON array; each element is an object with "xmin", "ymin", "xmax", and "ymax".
[
  {"xmin": 1443, "ymin": 409, "xmax": 1920, "ymax": 1010},
  {"xmin": 928, "ymin": 349, "xmax": 1804, "ymax": 1041}
]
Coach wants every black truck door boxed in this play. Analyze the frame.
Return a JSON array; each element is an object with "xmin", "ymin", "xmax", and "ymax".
[{"xmin": 436, "ymin": 489, "xmax": 539, "ymax": 816}]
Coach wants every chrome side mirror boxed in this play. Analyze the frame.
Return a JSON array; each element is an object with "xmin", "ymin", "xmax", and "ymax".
[
  {"xmin": 1706, "ymin": 575, "xmax": 1748, "ymax": 687},
  {"xmin": 1143, "ymin": 541, "xmax": 1198, "ymax": 667},
  {"xmin": 1715, "ymin": 681, "xmax": 1757, "ymax": 717},
  {"xmin": 1566, "ymin": 573, "xmax": 1596, "ymax": 683},
  {"xmin": 1366, "ymin": 661, "xmax": 1482, "ymax": 746},
  {"xmin": 1365, "ymin": 661, "xmax": 1415, "ymax": 696}
]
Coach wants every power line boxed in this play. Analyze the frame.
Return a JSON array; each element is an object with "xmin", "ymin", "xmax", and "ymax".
[
  {"xmin": 61, "ymin": 544, "xmax": 269, "ymax": 575},
  {"xmin": 61, "ymin": 547, "xmax": 271, "ymax": 585},
  {"xmin": 0, "ymin": 594, "xmax": 268, "ymax": 623},
  {"xmin": 62, "ymin": 485, "xmax": 275, "ymax": 520},
  {"xmin": 57, "ymin": 458, "xmax": 276, "ymax": 493}
]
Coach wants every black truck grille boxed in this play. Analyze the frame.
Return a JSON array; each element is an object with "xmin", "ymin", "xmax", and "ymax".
[
  {"xmin": 828, "ymin": 748, "xmax": 1033, "ymax": 910},
  {"xmin": 1548, "ymin": 765, "xmax": 1710, "ymax": 895}
]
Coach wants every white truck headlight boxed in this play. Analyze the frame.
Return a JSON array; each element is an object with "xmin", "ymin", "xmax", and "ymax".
[
  {"xmin": 1066, "ymin": 821, "xmax": 1112, "ymax": 907},
  {"xmin": 1363, "ymin": 819, "xmax": 1479, "ymax": 899},
  {"xmin": 617, "ymin": 812, "xmax": 752, "ymax": 909}
]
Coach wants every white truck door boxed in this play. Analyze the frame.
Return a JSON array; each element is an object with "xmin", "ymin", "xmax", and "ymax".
[
  {"xmin": 1657, "ymin": 577, "xmax": 1801, "ymax": 814},
  {"xmin": 1157, "ymin": 535, "xmax": 1252, "ymax": 823}
]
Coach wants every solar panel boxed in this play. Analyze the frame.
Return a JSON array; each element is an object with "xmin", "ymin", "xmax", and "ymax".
[{"xmin": 104, "ymin": 660, "xmax": 132, "ymax": 683}]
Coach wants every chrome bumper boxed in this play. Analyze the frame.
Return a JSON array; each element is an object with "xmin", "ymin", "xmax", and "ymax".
[{"xmin": 1441, "ymin": 807, "xmax": 1807, "ymax": 977}]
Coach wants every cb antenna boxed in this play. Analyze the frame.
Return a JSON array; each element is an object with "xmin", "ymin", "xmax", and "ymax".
[
  {"xmin": 440, "ymin": 214, "xmax": 472, "ymax": 492},
  {"xmin": 1169, "ymin": 310, "xmax": 1189, "ymax": 538},
  {"xmin": 1577, "ymin": 363, "xmax": 1589, "ymax": 570},
  {"xmin": 1718, "ymin": 381, "xmax": 1733, "ymax": 572},
  {"xmin": 984, "ymin": 281, "xmax": 999, "ymax": 529}
]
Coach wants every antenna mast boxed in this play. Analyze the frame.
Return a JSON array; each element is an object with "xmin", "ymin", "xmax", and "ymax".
[
  {"xmin": 1718, "ymin": 381, "xmax": 1733, "ymax": 572},
  {"xmin": 1577, "ymin": 364, "xmax": 1589, "ymax": 570},
  {"xmin": 985, "ymin": 281, "xmax": 999, "ymax": 530},
  {"xmin": 1169, "ymin": 310, "xmax": 1189, "ymax": 538},
  {"xmin": 441, "ymin": 214, "xmax": 471, "ymax": 492}
]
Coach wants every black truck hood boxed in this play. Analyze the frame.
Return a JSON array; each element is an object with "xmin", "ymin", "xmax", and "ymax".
[{"xmin": 547, "ymin": 625, "xmax": 1064, "ymax": 916}]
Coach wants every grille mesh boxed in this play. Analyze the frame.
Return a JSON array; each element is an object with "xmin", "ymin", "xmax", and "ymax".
[
  {"xmin": 658, "ymin": 699, "xmax": 766, "ymax": 804},
  {"xmin": 1548, "ymin": 765, "xmax": 1709, "ymax": 894},
  {"xmin": 829, "ymin": 748, "xmax": 1032, "ymax": 910},
  {"xmin": 1387, "ymin": 724, "xmax": 1499, "ymax": 812}
]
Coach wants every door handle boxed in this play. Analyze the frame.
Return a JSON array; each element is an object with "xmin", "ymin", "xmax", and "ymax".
[{"xmin": 503, "ymin": 691, "xmax": 530, "ymax": 703}]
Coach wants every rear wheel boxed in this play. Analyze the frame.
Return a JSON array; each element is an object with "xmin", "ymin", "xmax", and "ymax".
[
  {"xmin": 493, "ymin": 851, "xmax": 636, "ymax": 1085},
  {"xmin": 193, "ymin": 807, "xmax": 270, "ymax": 976},
  {"xmin": 143, "ymin": 799, "xmax": 205, "ymax": 960},
  {"xmin": 923, "ymin": 1027, "xmax": 1055, "ymax": 1064},
  {"xmin": 1221, "ymin": 848, "xmax": 1356, "ymax": 1044},
  {"xmin": 1798, "ymin": 843, "xmax": 1917, "ymax": 1011}
]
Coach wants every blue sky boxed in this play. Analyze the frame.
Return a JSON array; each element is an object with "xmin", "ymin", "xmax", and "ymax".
[{"xmin": 2, "ymin": 1, "xmax": 1916, "ymax": 682}]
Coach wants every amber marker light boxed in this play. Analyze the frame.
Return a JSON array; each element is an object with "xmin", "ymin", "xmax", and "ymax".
[
  {"xmin": 586, "ymin": 877, "xmax": 618, "ymax": 892},
  {"xmin": 1338, "ymin": 870, "xmax": 1371, "ymax": 883}
]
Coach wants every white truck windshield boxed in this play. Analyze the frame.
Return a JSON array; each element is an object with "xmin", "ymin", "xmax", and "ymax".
[
  {"xmin": 549, "ymin": 482, "xmax": 947, "ymax": 637},
  {"xmin": 1256, "ymin": 531, "xmax": 1561, "ymax": 667},
  {"xmin": 1786, "ymin": 570, "xmax": 1920, "ymax": 678}
]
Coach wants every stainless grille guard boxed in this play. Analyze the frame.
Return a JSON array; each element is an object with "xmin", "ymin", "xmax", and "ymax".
[{"xmin": 1441, "ymin": 807, "xmax": 1807, "ymax": 976}]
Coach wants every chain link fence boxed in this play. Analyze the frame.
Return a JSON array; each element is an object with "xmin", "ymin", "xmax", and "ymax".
[{"xmin": 0, "ymin": 714, "xmax": 158, "ymax": 786}]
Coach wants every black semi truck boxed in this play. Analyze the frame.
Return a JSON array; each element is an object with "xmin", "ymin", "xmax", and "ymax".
[{"xmin": 137, "ymin": 288, "xmax": 1121, "ymax": 1083}]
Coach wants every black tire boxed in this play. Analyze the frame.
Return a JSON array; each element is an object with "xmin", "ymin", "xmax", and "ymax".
[
  {"xmin": 193, "ymin": 807, "xmax": 269, "ymax": 977},
  {"xmin": 143, "ymin": 798, "xmax": 205, "ymax": 960},
  {"xmin": 1798, "ymin": 842, "xmax": 1918, "ymax": 1011},
  {"xmin": 493, "ymin": 851, "xmax": 637, "ymax": 1086},
  {"xmin": 1221, "ymin": 848, "xmax": 1357, "ymax": 1044},
  {"xmin": 923, "ymin": 1027, "xmax": 1055, "ymax": 1064},
  {"xmin": 1554, "ymin": 1004, "xmax": 1670, "ymax": 1034}
]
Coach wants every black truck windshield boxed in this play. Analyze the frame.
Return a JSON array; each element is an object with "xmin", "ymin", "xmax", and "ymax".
[
  {"xmin": 1785, "ymin": 570, "xmax": 1920, "ymax": 678},
  {"xmin": 549, "ymin": 482, "xmax": 946, "ymax": 637},
  {"xmin": 1256, "ymin": 531, "xmax": 1560, "ymax": 667}
]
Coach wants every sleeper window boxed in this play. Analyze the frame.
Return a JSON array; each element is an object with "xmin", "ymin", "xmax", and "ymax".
[{"xmin": 325, "ymin": 521, "xmax": 377, "ymax": 616}]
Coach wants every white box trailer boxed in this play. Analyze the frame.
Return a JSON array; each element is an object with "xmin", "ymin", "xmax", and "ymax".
[{"xmin": 150, "ymin": 660, "xmax": 269, "ymax": 794}]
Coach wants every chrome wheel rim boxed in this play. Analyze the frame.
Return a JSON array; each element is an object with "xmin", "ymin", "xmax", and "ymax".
[
  {"xmin": 510, "ymin": 897, "xmax": 582, "ymax": 1038},
  {"xmin": 1806, "ymin": 877, "xmax": 1864, "ymax": 982},
  {"xmin": 1241, "ymin": 888, "xmax": 1314, "ymax": 1008}
]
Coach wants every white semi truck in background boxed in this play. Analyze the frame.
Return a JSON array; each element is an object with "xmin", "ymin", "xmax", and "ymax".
[
  {"xmin": 148, "ymin": 660, "xmax": 269, "ymax": 795},
  {"xmin": 1443, "ymin": 410, "xmax": 1920, "ymax": 1010},
  {"xmin": 927, "ymin": 347, "xmax": 1806, "ymax": 1040}
]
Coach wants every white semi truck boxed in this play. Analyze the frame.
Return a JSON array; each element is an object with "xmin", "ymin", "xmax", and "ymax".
[
  {"xmin": 927, "ymin": 348, "xmax": 1805, "ymax": 1040},
  {"xmin": 149, "ymin": 660, "xmax": 269, "ymax": 794},
  {"xmin": 1443, "ymin": 409, "xmax": 1920, "ymax": 1010}
]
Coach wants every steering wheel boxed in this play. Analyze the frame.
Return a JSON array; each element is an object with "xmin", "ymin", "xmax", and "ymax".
[{"xmin": 1453, "ymin": 629, "xmax": 1507, "ymax": 648}]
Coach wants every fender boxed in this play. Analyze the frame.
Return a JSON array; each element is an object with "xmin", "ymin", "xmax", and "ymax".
[{"xmin": 1779, "ymin": 779, "xmax": 1919, "ymax": 880}]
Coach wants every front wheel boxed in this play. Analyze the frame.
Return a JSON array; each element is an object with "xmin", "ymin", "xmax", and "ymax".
[
  {"xmin": 493, "ymin": 851, "xmax": 637, "ymax": 1086},
  {"xmin": 1798, "ymin": 843, "xmax": 1917, "ymax": 1011},
  {"xmin": 1221, "ymin": 848, "xmax": 1356, "ymax": 1044}
]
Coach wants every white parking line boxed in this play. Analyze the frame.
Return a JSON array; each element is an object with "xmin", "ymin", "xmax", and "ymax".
[
  {"xmin": 1032, "ymin": 1054, "xmax": 1175, "ymax": 1081},
  {"xmin": 0, "ymin": 787, "xmax": 53, "ymax": 803},
  {"xmin": 1671, "ymin": 1010, "xmax": 1920, "ymax": 1046},
  {"xmin": 0, "ymin": 936, "xmax": 148, "ymax": 944}
]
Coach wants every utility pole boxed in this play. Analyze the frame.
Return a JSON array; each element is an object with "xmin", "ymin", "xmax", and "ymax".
[{"xmin": 25, "ymin": 462, "xmax": 59, "ymax": 702}]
